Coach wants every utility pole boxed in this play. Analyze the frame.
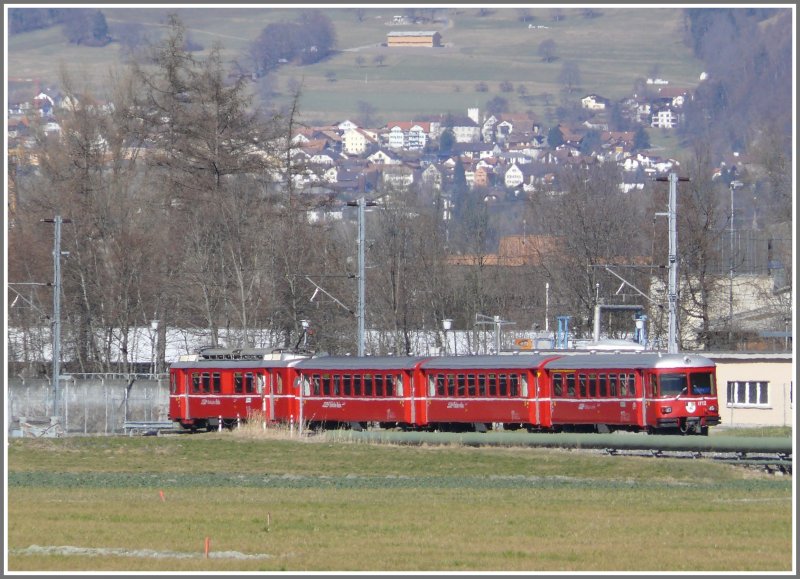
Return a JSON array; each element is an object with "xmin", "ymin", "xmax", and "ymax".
[
  {"xmin": 347, "ymin": 197, "xmax": 377, "ymax": 356},
  {"xmin": 41, "ymin": 216, "xmax": 71, "ymax": 422},
  {"xmin": 655, "ymin": 172, "xmax": 687, "ymax": 354}
]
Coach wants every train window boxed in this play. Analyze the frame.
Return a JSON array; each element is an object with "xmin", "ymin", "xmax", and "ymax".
[
  {"xmin": 392, "ymin": 375, "xmax": 402, "ymax": 397},
  {"xmin": 170, "ymin": 373, "xmax": 177, "ymax": 394},
  {"xmin": 342, "ymin": 375, "xmax": 352, "ymax": 396},
  {"xmin": 553, "ymin": 373, "xmax": 563, "ymax": 396},
  {"xmin": 690, "ymin": 372, "xmax": 714, "ymax": 395},
  {"xmin": 609, "ymin": 374, "xmax": 618, "ymax": 397},
  {"xmin": 647, "ymin": 374, "xmax": 657, "ymax": 397},
  {"xmin": 333, "ymin": 375, "xmax": 341, "ymax": 396},
  {"xmin": 429, "ymin": 375, "xmax": 436, "ymax": 397},
  {"xmin": 244, "ymin": 373, "xmax": 254, "ymax": 394},
  {"xmin": 467, "ymin": 374, "xmax": 477, "ymax": 396},
  {"xmin": 578, "ymin": 374, "xmax": 587, "ymax": 398},
  {"xmin": 510, "ymin": 374, "xmax": 520, "ymax": 397},
  {"xmin": 353, "ymin": 375, "xmax": 362, "ymax": 396},
  {"xmin": 498, "ymin": 374, "xmax": 508, "ymax": 397},
  {"xmin": 456, "ymin": 374, "xmax": 466, "ymax": 397},
  {"xmin": 566, "ymin": 374, "xmax": 575, "ymax": 397},
  {"xmin": 626, "ymin": 374, "xmax": 636, "ymax": 397},
  {"xmin": 256, "ymin": 374, "xmax": 265, "ymax": 394},
  {"xmin": 486, "ymin": 374, "xmax": 496, "ymax": 396},
  {"xmin": 436, "ymin": 374, "xmax": 445, "ymax": 396},
  {"xmin": 322, "ymin": 375, "xmax": 331, "ymax": 396},
  {"xmin": 363, "ymin": 374, "xmax": 373, "ymax": 396},
  {"xmin": 588, "ymin": 374, "xmax": 597, "ymax": 397},
  {"xmin": 201, "ymin": 372, "xmax": 211, "ymax": 393},
  {"xmin": 212, "ymin": 373, "xmax": 221, "ymax": 394},
  {"xmin": 478, "ymin": 374, "xmax": 487, "ymax": 396},
  {"xmin": 302, "ymin": 378, "xmax": 311, "ymax": 397},
  {"xmin": 446, "ymin": 375, "xmax": 456, "ymax": 397},
  {"xmin": 234, "ymin": 373, "xmax": 243, "ymax": 394},
  {"xmin": 192, "ymin": 372, "xmax": 200, "ymax": 393},
  {"xmin": 659, "ymin": 373, "xmax": 688, "ymax": 397},
  {"xmin": 597, "ymin": 374, "xmax": 606, "ymax": 397},
  {"xmin": 276, "ymin": 374, "xmax": 283, "ymax": 394},
  {"xmin": 375, "ymin": 374, "xmax": 384, "ymax": 397},
  {"xmin": 520, "ymin": 374, "xmax": 529, "ymax": 397}
]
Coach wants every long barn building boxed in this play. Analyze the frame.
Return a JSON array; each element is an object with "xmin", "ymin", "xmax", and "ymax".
[{"xmin": 386, "ymin": 31, "xmax": 442, "ymax": 48}]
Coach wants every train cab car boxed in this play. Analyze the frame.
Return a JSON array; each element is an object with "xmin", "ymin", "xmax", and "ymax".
[
  {"xmin": 418, "ymin": 355, "xmax": 559, "ymax": 432},
  {"xmin": 292, "ymin": 356, "xmax": 429, "ymax": 430},
  {"xmin": 542, "ymin": 353, "xmax": 720, "ymax": 435},
  {"xmin": 168, "ymin": 348, "xmax": 307, "ymax": 431}
]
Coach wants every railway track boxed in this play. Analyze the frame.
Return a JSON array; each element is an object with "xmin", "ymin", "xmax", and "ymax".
[{"xmin": 326, "ymin": 430, "xmax": 793, "ymax": 475}]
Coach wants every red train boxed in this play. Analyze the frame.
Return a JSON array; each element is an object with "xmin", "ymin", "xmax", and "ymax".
[{"xmin": 169, "ymin": 349, "xmax": 721, "ymax": 435}]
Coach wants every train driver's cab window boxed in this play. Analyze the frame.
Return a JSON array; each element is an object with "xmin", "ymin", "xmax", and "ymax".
[
  {"xmin": 519, "ymin": 374, "xmax": 528, "ymax": 397},
  {"xmin": 392, "ymin": 375, "xmax": 402, "ymax": 397},
  {"xmin": 659, "ymin": 373, "xmax": 688, "ymax": 397},
  {"xmin": 276, "ymin": 373, "xmax": 283, "ymax": 394},
  {"xmin": 690, "ymin": 372, "xmax": 714, "ymax": 395},
  {"xmin": 553, "ymin": 373, "xmax": 563, "ymax": 396},
  {"xmin": 428, "ymin": 375, "xmax": 437, "ymax": 397}
]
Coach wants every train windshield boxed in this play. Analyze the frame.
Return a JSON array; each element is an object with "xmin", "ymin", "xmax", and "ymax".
[
  {"xmin": 658, "ymin": 373, "xmax": 688, "ymax": 397},
  {"xmin": 658, "ymin": 371, "xmax": 715, "ymax": 397},
  {"xmin": 689, "ymin": 372, "xmax": 715, "ymax": 395}
]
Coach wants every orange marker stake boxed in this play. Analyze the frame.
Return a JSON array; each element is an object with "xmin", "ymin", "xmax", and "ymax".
[
  {"xmin": 204, "ymin": 536, "xmax": 210, "ymax": 558},
  {"xmin": 159, "ymin": 490, "xmax": 165, "ymax": 502}
]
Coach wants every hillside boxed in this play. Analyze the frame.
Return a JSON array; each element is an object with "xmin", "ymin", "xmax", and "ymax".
[{"xmin": 7, "ymin": 6, "xmax": 704, "ymax": 127}]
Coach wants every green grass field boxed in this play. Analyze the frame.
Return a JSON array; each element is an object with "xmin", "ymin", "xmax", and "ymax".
[
  {"xmin": 6, "ymin": 431, "xmax": 793, "ymax": 572},
  {"xmin": 8, "ymin": 7, "xmax": 704, "ymax": 126}
]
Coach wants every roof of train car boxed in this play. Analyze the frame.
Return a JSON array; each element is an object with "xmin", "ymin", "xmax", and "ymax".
[
  {"xmin": 542, "ymin": 353, "xmax": 715, "ymax": 370},
  {"xmin": 295, "ymin": 355, "xmax": 430, "ymax": 371},
  {"xmin": 170, "ymin": 359, "xmax": 303, "ymax": 369},
  {"xmin": 420, "ymin": 354, "xmax": 558, "ymax": 370}
]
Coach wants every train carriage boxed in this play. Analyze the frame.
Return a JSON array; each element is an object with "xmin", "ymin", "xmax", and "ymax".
[
  {"xmin": 169, "ymin": 349, "xmax": 306, "ymax": 431},
  {"xmin": 542, "ymin": 353, "xmax": 720, "ymax": 435},
  {"xmin": 293, "ymin": 356, "xmax": 429, "ymax": 430},
  {"xmin": 418, "ymin": 355, "xmax": 559, "ymax": 431}
]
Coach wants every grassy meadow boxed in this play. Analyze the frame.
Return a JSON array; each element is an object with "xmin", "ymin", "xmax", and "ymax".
[
  {"xmin": 8, "ymin": 6, "xmax": 703, "ymax": 132},
  {"xmin": 6, "ymin": 429, "xmax": 794, "ymax": 572}
]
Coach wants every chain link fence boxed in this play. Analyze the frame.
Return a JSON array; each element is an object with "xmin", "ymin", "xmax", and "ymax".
[{"xmin": 7, "ymin": 374, "xmax": 171, "ymax": 437}]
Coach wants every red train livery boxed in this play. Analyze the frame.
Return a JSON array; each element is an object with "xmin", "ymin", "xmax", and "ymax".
[{"xmin": 169, "ymin": 349, "xmax": 721, "ymax": 435}]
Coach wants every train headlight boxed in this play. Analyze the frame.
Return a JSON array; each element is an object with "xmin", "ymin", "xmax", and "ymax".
[
  {"xmin": 661, "ymin": 406, "xmax": 672, "ymax": 415},
  {"xmin": 709, "ymin": 405, "xmax": 717, "ymax": 412}
]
